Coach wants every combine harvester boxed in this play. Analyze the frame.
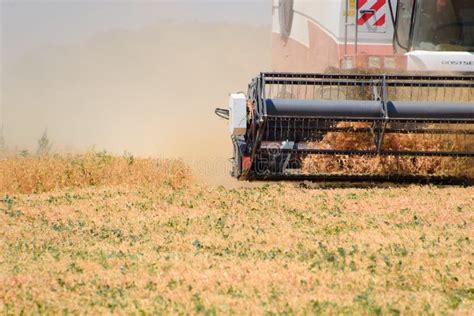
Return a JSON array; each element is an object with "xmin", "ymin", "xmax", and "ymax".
[{"xmin": 216, "ymin": 0, "xmax": 474, "ymax": 184}]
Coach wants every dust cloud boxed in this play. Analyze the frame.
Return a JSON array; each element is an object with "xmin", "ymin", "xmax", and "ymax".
[{"xmin": 2, "ymin": 21, "xmax": 271, "ymax": 186}]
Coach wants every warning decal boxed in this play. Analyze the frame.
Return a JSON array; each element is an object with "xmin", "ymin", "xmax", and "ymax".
[{"xmin": 357, "ymin": 0, "xmax": 387, "ymax": 33}]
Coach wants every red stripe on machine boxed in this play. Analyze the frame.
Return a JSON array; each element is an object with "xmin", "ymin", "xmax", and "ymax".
[
  {"xmin": 374, "ymin": 14, "xmax": 385, "ymax": 26},
  {"xmin": 358, "ymin": 13, "xmax": 372, "ymax": 25},
  {"xmin": 371, "ymin": 0, "xmax": 386, "ymax": 12}
]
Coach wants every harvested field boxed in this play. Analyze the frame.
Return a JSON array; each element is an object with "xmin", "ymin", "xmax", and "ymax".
[{"xmin": 0, "ymin": 154, "xmax": 473, "ymax": 314}]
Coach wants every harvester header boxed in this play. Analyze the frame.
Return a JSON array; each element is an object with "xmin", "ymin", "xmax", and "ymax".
[{"xmin": 217, "ymin": 73, "xmax": 474, "ymax": 184}]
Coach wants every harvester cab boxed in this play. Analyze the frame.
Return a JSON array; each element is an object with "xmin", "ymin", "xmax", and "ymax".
[
  {"xmin": 394, "ymin": 0, "xmax": 474, "ymax": 72},
  {"xmin": 216, "ymin": 0, "xmax": 474, "ymax": 184}
]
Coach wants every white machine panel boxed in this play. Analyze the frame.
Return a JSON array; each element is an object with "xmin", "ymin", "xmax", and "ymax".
[
  {"xmin": 229, "ymin": 93, "xmax": 247, "ymax": 136},
  {"xmin": 406, "ymin": 51, "xmax": 474, "ymax": 73}
]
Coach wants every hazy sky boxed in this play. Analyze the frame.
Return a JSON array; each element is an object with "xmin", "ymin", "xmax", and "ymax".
[
  {"xmin": 0, "ymin": 2, "xmax": 271, "ymax": 152},
  {"xmin": 1, "ymin": 0, "xmax": 271, "ymax": 66}
]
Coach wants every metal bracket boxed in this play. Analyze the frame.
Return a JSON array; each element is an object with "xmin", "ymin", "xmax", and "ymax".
[
  {"xmin": 375, "ymin": 76, "xmax": 389, "ymax": 154},
  {"xmin": 281, "ymin": 141, "xmax": 296, "ymax": 172}
]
